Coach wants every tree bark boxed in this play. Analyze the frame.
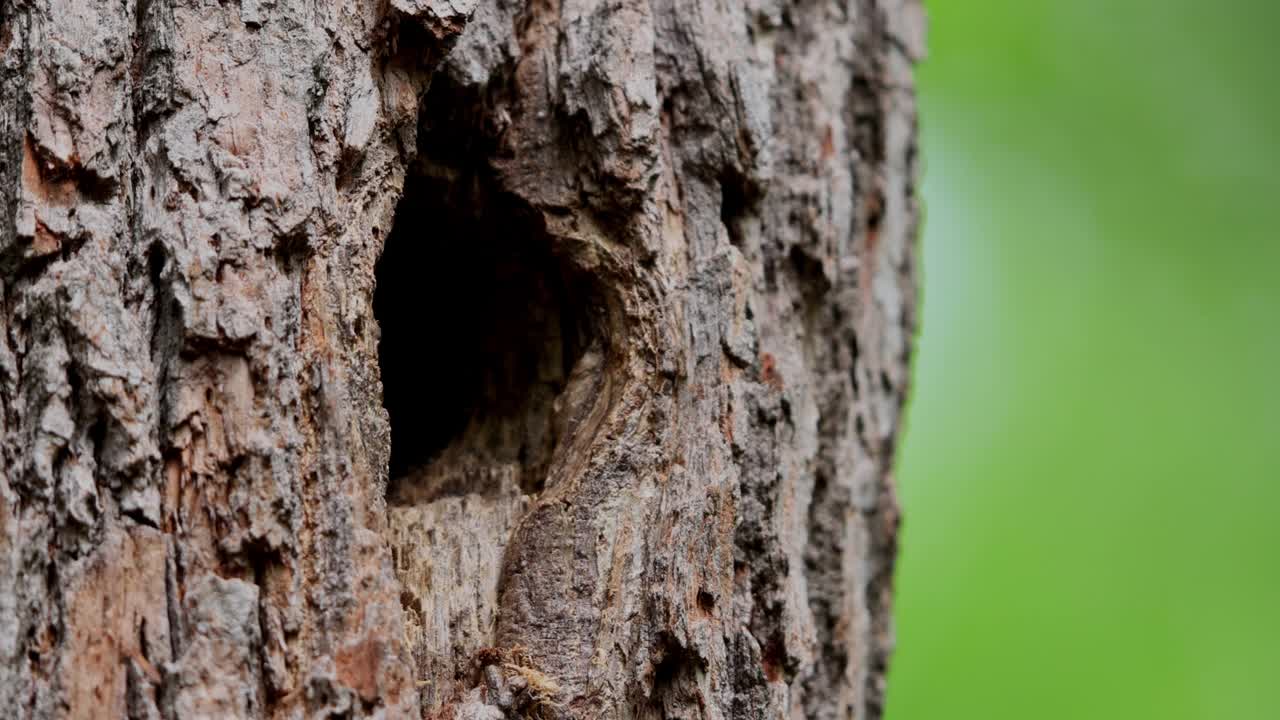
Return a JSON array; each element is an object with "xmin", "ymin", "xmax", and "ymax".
[{"xmin": 0, "ymin": 0, "xmax": 922, "ymax": 717}]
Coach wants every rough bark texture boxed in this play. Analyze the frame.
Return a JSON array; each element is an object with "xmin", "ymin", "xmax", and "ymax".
[{"xmin": 0, "ymin": 0, "xmax": 922, "ymax": 717}]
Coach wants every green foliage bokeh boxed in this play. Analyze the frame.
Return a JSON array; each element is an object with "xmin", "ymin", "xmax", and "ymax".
[{"xmin": 889, "ymin": 2, "xmax": 1280, "ymax": 718}]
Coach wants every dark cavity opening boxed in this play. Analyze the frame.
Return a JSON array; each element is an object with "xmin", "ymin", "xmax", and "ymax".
[{"xmin": 374, "ymin": 105, "xmax": 594, "ymax": 503}]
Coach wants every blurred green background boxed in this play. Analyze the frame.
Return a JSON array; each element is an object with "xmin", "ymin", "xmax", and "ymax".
[{"xmin": 888, "ymin": 2, "xmax": 1280, "ymax": 719}]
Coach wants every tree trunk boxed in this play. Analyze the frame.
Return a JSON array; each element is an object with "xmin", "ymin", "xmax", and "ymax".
[{"xmin": 0, "ymin": 0, "xmax": 922, "ymax": 716}]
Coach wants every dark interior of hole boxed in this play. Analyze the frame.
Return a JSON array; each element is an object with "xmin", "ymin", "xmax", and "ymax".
[{"xmin": 374, "ymin": 166, "xmax": 593, "ymax": 501}]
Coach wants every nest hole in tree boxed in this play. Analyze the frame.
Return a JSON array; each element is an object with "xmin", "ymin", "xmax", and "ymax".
[{"xmin": 374, "ymin": 106, "xmax": 595, "ymax": 504}]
